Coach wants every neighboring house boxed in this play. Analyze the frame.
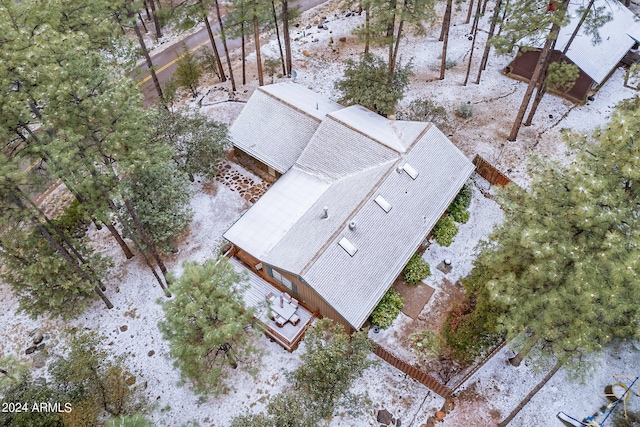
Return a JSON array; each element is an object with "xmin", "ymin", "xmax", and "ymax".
[
  {"xmin": 505, "ymin": 0, "xmax": 640, "ymax": 103},
  {"xmin": 224, "ymin": 82, "xmax": 475, "ymax": 332}
]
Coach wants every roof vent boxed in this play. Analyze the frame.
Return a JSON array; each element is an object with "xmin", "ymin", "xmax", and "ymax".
[
  {"xmin": 396, "ymin": 165, "xmax": 404, "ymax": 174},
  {"xmin": 374, "ymin": 195, "xmax": 392, "ymax": 213},
  {"xmin": 338, "ymin": 237, "xmax": 358, "ymax": 256},
  {"xmin": 403, "ymin": 163, "xmax": 419, "ymax": 180},
  {"xmin": 322, "ymin": 206, "xmax": 329, "ymax": 219},
  {"xmin": 349, "ymin": 221, "xmax": 357, "ymax": 230}
]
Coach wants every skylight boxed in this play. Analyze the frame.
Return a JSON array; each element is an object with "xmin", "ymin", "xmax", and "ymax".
[
  {"xmin": 374, "ymin": 195, "xmax": 392, "ymax": 213},
  {"xmin": 338, "ymin": 237, "xmax": 358, "ymax": 257},
  {"xmin": 403, "ymin": 163, "xmax": 419, "ymax": 180}
]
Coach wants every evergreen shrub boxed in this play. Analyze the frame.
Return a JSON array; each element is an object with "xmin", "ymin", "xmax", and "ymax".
[
  {"xmin": 456, "ymin": 102, "xmax": 473, "ymax": 119},
  {"xmin": 370, "ymin": 289, "xmax": 404, "ymax": 329},
  {"xmin": 403, "ymin": 254, "xmax": 431, "ymax": 285},
  {"xmin": 447, "ymin": 184, "xmax": 472, "ymax": 224},
  {"xmin": 432, "ymin": 216, "xmax": 458, "ymax": 246}
]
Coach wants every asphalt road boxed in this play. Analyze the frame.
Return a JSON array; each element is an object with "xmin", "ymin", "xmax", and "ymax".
[{"xmin": 134, "ymin": 0, "xmax": 330, "ymax": 104}]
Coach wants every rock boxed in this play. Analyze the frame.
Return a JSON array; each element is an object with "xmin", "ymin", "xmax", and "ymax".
[
  {"xmin": 435, "ymin": 411, "xmax": 446, "ymax": 420},
  {"xmin": 25, "ymin": 346, "xmax": 38, "ymax": 355},
  {"xmin": 120, "ymin": 325, "xmax": 128, "ymax": 332},
  {"xmin": 302, "ymin": 50, "xmax": 312, "ymax": 57},
  {"xmin": 148, "ymin": 350, "xmax": 155, "ymax": 357},
  {"xmin": 33, "ymin": 352, "xmax": 47, "ymax": 369},
  {"xmin": 30, "ymin": 328, "xmax": 44, "ymax": 345},
  {"xmin": 125, "ymin": 375, "xmax": 136, "ymax": 386},
  {"xmin": 377, "ymin": 409, "xmax": 393, "ymax": 425},
  {"xmin": 396, "ymin": 420, "xmax": 401, "ymax": 427},
  {"xmin": 318, "ymin": 23, "xmax": 324, "ymax": 29},
  {"xmin": 339, "ymin": 36, "xmax": 347, "ymax": 42},
  {"xmin": 346, "ymin": 11, "xmax": 353, "ymax": 17},
  {"xmin": 323, "ymin": 25, "xmax": 328, "ymax": 30},
  {"xmin": 36, "ymin": 343, "xmax": 45, "ymax": 351}
]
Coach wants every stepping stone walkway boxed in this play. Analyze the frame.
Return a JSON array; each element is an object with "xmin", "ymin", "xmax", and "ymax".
[{"xmin": 215, "ymin": 161, "xmax": 271, "ymax": 204}]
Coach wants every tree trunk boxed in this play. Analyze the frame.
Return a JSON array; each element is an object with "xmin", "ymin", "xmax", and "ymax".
[
  {"xmin": 148, "ymin": 0, "xmax": 162, "ymax": 40},
  {"xmin": 386, "ymin": 0, "xmax": 397, "ymax": 83},
  {"xmin": 271, "ymin": 0, "xmax": 286, "ymax": 75},
  {"xmin": 9, "ymin": 191, "xmax": 113, "ymax": 310},
  {"xmin": 390, "ymin": 18, "xmax": 404, "ymax": 80},
  {"xmin": 440, "ymin": 0, "xmax": 453, "ymax": 79},
  {"xmin": 214, "ymin": 0, "xmax": 236, "ymax": 91},
  {"xmin": 509, "ymin": 334, "xmax": 537, "ymax": 367},
  {"xmin": 524, "ymin": 0, "xmax": 594, "ymax": 126},
  {"xmin": 104, "ymin": 221, "xmax": 135, "ymax": 259},
  {"xmin": 496, "ymin": 0, "xmax": 509, "ymax": 36},
  {"xmin": 508, "ymin": 0, "xmax": 568, "ymax": 141},
  {"xmin": 138, "ymin": 12, "xmax": 148, "ymax": 33},
  {"xmin": 282, "ymin": 0, "xmax": 292, "ymax": 76},
  {"xmin": 254, "ymin": 11, "xmax": 264, "ymax": 86},
  {"xmin": 241, "ymin": 20, "xmax": 247, "ymax": 84},
  {"xmin": 475, "ymin": 0, "xmax": 502, "ymax": 84},
  {"xmin": 463, "ymin": 0, "xmax": 482, "ymax": 86},
  {"xmin": 143, "ymin": 1, "xmax": 152, "ymax": 20},
  {"xmin": 465, "ymin": 0, "xmax": 474, "ymax": 24},
  {"xmin": 204, "ymin": 16, "xmax": 227, "ymax": 82},
  {"xmin": 132, "ymin": 18, "xmax": 164, "ymax": 101},
  {"xmin": 123, "ymin": 199, "xmax": 171, "ymax": 289},
  {"xmin": 481, "ymin": 0, "xmax": 489, "ymax": 14},
  {"xmin": 365, "ymin": 6, "xmax": 370, "ymax": 53}
]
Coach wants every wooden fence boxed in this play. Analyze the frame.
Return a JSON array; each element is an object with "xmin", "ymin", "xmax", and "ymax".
[
  {"xmin": 372, "ymin": 344, "xmax": 451, "ymax": 398},
  {"xmin": 473, "ymin": 155, "xmax": 512, "ymax": 187}
]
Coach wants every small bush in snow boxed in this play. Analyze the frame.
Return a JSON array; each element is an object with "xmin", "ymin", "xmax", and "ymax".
[
  {"xmin": 433, "ymin": 216, "xmax": 458, "ymax": 247},
  {"xmin": 403, "ymin": 254, "xmax": 431, "ymax": 285},
  {"xmin": 370, "ymin": 288, "xmax": 404, "ymax": 329},
  {"xmin": 456, "ymin": 102, "xmax": 473, "ymax": 119}
]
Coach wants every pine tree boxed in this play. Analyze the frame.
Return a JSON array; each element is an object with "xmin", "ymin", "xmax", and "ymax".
[
  {"xmin": 158, "ymin": 258, "xmax": 263, "ymax": 395},
  {"xmin": 335, "ymin": 53, "xmax": 413, "ymax": 116},
  {"xmin": 470, "ymin": 97, "xmax": 640, "ymax": 367},
  {"xmin": 120, "ymin": 161, "xmax": 194, "ymax": 255},
  {"xmin": 173, "ymin": 44, "xmax": 203, "ymax": 98},
  {"xmin": 152, "ymin": 107, "xmax": 229, "ymax": 182}
]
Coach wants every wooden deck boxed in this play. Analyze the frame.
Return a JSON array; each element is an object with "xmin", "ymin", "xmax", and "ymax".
[{"xmin": 229, "ymin": 256, "xmax": 315, "ymax": 351}]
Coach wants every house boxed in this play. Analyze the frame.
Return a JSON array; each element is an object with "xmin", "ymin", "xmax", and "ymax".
[
  {"xmin": 230, "ymin": 83, "xmax": 343, "ymax": 181},
  {"xmin": 224, "ymin": 82, "xmax": 475, "ymax": 332},
  {"xmin": 505, "ymin": 0, "xmax": 640, "ymax": 103}
]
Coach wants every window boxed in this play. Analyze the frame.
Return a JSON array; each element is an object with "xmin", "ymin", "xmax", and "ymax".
[{"xmin": 272, "ymin": 268, "xmax": 294, "ymax": 291}]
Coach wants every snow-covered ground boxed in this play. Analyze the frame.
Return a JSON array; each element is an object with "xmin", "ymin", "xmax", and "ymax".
[{"xmin": 3, "ymin": 0, "xmax": 640, "ymax": 426}]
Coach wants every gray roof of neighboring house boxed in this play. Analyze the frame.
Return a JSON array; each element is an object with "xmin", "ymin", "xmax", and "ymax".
[
  {"xmin": 531, "ymin": 0, "xmax": 640, "ymax": 84},
  {"xmin": 224, "ymin": 84, "xmax": 475, "ymax": 330},
  {"xmin": 229, "ymin": 83, "xmax": 343, "ymax": 174}
]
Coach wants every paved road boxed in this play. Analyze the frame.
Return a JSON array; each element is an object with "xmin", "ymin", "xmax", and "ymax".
[{"xmin": 134, "ymin": 0, "xmax": 329, "ymax": 104}]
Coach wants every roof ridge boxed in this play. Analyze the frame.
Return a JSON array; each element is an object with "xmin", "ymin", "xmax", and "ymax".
[
  {"xmin": 299, "ymin": 158, "xmax": 400, "ymax": 276},
  {"xmin": 257, "ymin": 85, "xmax": 324, "ymax": 124},
  {"xmin": 326, "ymin": 108, "xmax": 405, "ymax": 154}
]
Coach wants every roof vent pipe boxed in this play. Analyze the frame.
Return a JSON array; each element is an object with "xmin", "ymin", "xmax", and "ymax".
[
  {"xmin": 396, "ymin": 165, "xmax": 404, "ymax": 174},
  {"xmin": 323, "ymin": 206, "xmax": 329, "ymax": 219},
  {"xmin": 349, "ymin": 221, "xmax": 356, "ymax": 230}
]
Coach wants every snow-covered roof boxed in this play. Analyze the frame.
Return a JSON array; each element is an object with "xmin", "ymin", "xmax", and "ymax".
[
  {"xmin": 536, "ymin": 0, "xmax": 640, "ymax": 84},
  {"xmin": 302, "ymin": 125, "xmax": 475, "ymax": 329},
  {"xmin": 224, "ymin": 84, "xmax": 475, "ymax": 330},
  {"xmin": 229, "ymin": 82, "xmax": 343, "ymax": 173}
]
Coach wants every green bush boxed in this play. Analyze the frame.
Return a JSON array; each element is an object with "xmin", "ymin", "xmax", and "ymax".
[
  {"xmin": 441, "ymin": 265, "xmax": 504, "ymax": 363},
  {"xmin": 52, "ymin": 199, "xmax": 90, "ymax": 238},
  {"xmin": 432, "ymin": 216, "xmax": 458, "ymax": 247},
  {"xmin": 445, "ymin": 59, "xmax": 457, "ymax": 69},
  {"xmin": 403, "ymin": 254, "xmax": 431, "ymax": 285},
  {"xmin": 456, "ymin": 102, "xmax": 473, "ymax": 119},
  {"xmin": 447, "ymin": 184, "xmax": 472, "ymax": 224},
  {"xmin": 397, "ymin": 99, "xmax": 449, "ymax": 132},
  {"xmin": 370, "ymin": 289, "xmax": 404, "ymax": 329},
  {"xmin": 409, "ymin": 330, "xmax": 443, "ymax": 361}
]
